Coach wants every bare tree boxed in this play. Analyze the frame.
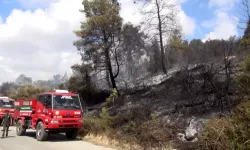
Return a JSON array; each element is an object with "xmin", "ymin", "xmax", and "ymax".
[
  {"xmin": 221, "ymin": 37, "xmax": 238, "ymax": 113},
  {"xmin": 199, "ymin": 37, "xmax": 237, "ymax": 114},
  {"xmin": 135, "ymin": 0, "xmax": 180, "ymax": 74},
  {"xmin": 235, "ymin": 0, "xmax": 250, "ymax": 32}
]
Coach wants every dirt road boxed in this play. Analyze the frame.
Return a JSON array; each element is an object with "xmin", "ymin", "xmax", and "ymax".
[{"xmin": 0, "ymin": 126, "xmax": 115, "ymax": 150}]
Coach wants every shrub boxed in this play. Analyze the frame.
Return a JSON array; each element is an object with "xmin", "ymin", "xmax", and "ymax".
[
  {"xmin": 235, "ymin": 55, "xmax": 250, "ymax": 94},
  {"xmin": 79, "ymin": 89, "xmax": 118, "ymax": 137},
  {"xmin": 137, "ymin": 120, "xmax": 176, "ymax": 148},
  {"xmin": 79, "ymin": 108, "xmax": 175, "ymax": 149},
  {"xmin": 78, "ymin": 118, "xmax": 92, "ymax": 137},
  {"xmin": 103, "ymin": 88, "xmax": 118, "ymax": 108},
  {"xmin": 198, "ymin": 118, "xmax": 233, "ymax": 150},
  {"xmin": 78, "ymin": 88, "xmax": 176, "ymax": 149},
  {"xmin": 199, "ymin": 100, "xmax": 250, "ymax": 150}
]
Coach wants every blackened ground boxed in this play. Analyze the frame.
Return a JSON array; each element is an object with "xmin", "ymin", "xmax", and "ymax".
[{"xmin": 84, "ymin": 62, "xmax": 242, "ymax": 149}]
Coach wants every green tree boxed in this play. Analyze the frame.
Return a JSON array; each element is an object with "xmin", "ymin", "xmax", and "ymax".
[
  {"xmin": 74, "ymin": 0, "xmax": 123, "ymax": 90},
  {"xmin": 68, "ymin": 64, "xmax": 93, "ymax": 93},
  {"xmin": 236, "ymin": 0, "xmax": 250, "ymax": 56},
  {"xmin": 58, "ymin": 83, "xmax": 64, "ymax": 89},
  {"xmin": 0, "ymin": 82, "xmax": 17, "ymax": 96},
  {"xmin": 68, "ymin": 64, "xmax": 96, "ymax": 104},
  {"xmin": 239, "ymin": 21, "xmax": 250, "ymax": 56},
  {"xmin": 189, "ymin": 39, "xmax": 205, "ymax": 63},
  {"xmin": 8, "ymin": 85, "xmax": 46, "ymax": 100},
  {"xmin": 167, "ymin": 30, "xmax": 189, "ymax": 66}
]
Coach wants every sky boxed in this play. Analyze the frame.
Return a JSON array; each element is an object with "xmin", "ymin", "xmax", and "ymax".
[{"xmin": 0, "ymin": 0, "xmax": 246, "ymax": 84}]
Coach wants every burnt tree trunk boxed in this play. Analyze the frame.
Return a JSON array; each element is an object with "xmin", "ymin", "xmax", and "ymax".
[
  {"xmin": 106, "ymin": 69, "xmax": 112, "ymax": 88},
  {"xmin": 103, "ymin": 30, "xmax": 117, "ymax": 90},
  {"xmin": 156, "ymin": 0, "xmax": 167, "ymax": 74},
  {"xmin": 105, "ymin": 47, "xmax": 117, "ymax": 89}
]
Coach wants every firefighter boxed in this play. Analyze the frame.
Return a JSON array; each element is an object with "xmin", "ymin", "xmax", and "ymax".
[{"xmin": 2, "ymin": 110, "xmax": 11, "ymax": 138}]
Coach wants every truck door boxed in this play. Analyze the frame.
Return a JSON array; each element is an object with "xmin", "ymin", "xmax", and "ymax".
[{"xmin": 36, "ymin": 94, "xmax": 52, "ymax": 116}]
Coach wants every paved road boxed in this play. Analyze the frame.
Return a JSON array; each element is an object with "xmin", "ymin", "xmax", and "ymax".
[{"xmin": 0, "ymin": 126, "xmax": 114, "ymax": 150}]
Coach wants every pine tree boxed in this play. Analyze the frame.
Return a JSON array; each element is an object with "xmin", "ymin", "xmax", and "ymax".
[{"xmin": 74, "ymin": 0, "xmax": 123, "ymax": 89}]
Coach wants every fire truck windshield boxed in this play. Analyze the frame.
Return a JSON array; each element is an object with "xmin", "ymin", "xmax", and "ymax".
[
  {"xmin": 53, "ymin": 95, "xmax": 81, "ymax": 110},
  {"xmin": 0, "ymin": 100, "xmax": 14, "ymax": 108}
]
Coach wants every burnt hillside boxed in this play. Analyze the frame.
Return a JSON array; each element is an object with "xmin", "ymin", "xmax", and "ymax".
[{"xmin": 84, "ymin": 56, "xmax": 243, "ymax": 149}]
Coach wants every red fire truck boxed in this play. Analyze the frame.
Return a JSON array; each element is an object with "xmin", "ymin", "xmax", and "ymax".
[
  {"xmin": 0, "ymin": 97, "xmax": 15, "ymax": 125},
  {"xmin": 14, "ymin": 89, "xmax": 83, "ymax": 141}
]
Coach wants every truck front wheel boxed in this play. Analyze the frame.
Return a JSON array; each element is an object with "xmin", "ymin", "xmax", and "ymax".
[
  {"xmin": 16, "ymin": 120, "xmax": 26, "ymax": 136},
  {"xmin": 36, "ymin": 121, "xmax": 48, "ymax": 141},
  {"xmin": 66, "ymin": 129, "xmax": 78, "ymax": 140}
]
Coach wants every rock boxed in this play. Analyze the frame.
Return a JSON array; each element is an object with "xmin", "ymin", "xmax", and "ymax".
[
  {"xmin": 184, "ymin": 117, "xmax": 203, "ymax": 142},
  {"xmin": 177, "ymin": 133, "xmax": 186, "ymax": 141},
  {"xmin": 185, "ymin": 128, "xmax": 197, "ymax": 141},
  {"xmin": 162, "ymin": 115, "xmax": 171, "ymax": 124}
]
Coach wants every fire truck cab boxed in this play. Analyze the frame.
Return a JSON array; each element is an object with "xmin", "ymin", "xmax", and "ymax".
[
  {"xmin": 0, "ymin": 97, "xmax": 15, "ymax": 125},
  {"xmin": 14, "ymin": 89, "xmax": 83, "ymax": 141}
]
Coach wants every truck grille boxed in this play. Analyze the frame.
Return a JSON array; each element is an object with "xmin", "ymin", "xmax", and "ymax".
[
  {"xmin": 62, "ymin": 116, "xmax": 80, "ymax": 118},
  {"xmin": 62, "ymin": 120, "xmax": 76, "ymax": 123},
  {"xmin": 59, "ymin": 124, "xmax": 78, "ymax": 128},
  {"xmin": 62, "ymin": 116, "xmax": 74, "ymax": 118}
]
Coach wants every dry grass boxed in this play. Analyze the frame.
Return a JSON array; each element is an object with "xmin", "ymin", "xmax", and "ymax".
[
  {"xmin": 78, "ymin": 106, "xmax": 177, "ymax": 150},
  {"xmin": 198, "ymin": 118, "xmax": 233, "ymax": 150},
  {"xmin": 82, "ymin": 133, "xmax": 143, "ymax": 150},
  {"xmin": 82, "ymin": 133, "xmax": 175, "ymax": 150},
  {"xmin": 198, "ymin": 100, "xmax": 250, "ymax": 150}
]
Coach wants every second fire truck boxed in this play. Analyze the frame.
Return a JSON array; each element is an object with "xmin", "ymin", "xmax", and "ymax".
[{"xmin": 0, "ymin": 97, "xmax": 15, "ymax": 125}]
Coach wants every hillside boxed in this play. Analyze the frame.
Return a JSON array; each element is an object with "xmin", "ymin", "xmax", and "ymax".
[{"xmin": 83, "ymin": 56, "xmax": 243, "ymax": 149}]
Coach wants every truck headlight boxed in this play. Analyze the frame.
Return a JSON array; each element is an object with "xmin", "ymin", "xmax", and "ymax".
[{"xmin": 78, "ymin": 120, "xmax": 83, "ymax": 123}]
